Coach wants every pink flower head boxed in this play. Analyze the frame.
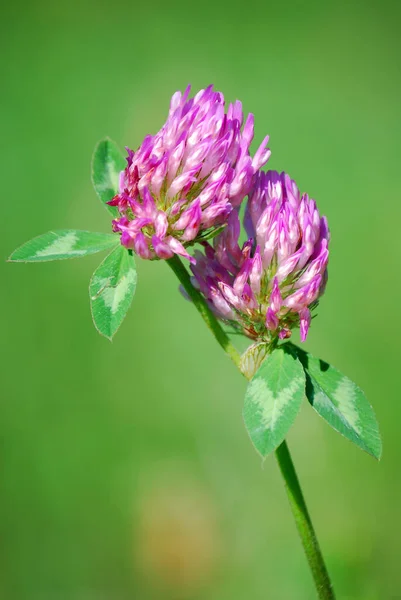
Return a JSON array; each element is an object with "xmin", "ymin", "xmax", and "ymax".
[
  {"xmin": 191, "ymin": 170, "xmax": 330, "ymax": 342},
  {"xmin": 109, "ymin": 85, "xmax": 271, "ymax": 262}
]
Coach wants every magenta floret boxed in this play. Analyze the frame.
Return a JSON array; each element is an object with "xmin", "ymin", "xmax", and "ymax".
[
  {"xmin": 191, "ymin": 171, "xmax": 330, "ymax": 342},
  {"xmin": 109, "ymin": 85, "xmax": 270, "ymax": 262}
]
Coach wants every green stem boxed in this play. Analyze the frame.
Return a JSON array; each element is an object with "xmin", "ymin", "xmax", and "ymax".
[
  {"xmin": 167, "ymin": 253, "xmax": 242, "ymax": 370},
  {"xmin": 275, "ymin": 441, "xmax": 335, "ymax": 599},
  {"xmin": 167, "ymin": 254, "xmax": 335, "ymax": 600}
]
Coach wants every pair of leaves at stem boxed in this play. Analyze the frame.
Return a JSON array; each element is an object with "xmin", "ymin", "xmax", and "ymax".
[
  {"xmin": 8, "ymin": 139, "xmax": 135, "ymax": 340},
  {"xmin": 243, "ymin": 343, "xmax": 382, "ymax": 460}
]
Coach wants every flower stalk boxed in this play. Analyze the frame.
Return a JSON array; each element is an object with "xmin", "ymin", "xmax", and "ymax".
[
  {"xmin": 167, "ymin": 252, "xmax": 242, "ymax": 370},
  {"xmin": 167, "ymin": 253, "xmax": 335, "ymax": 600}
]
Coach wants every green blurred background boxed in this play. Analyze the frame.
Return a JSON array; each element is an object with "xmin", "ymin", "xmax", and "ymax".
[{"xmin": 2, "ymin": 0, "xmax": 401, "ymax": 598}]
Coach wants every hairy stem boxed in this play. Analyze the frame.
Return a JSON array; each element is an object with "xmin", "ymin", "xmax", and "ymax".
[{"xmin": 167, "ymin": 254, "xmax": 335, "ymax": 599}]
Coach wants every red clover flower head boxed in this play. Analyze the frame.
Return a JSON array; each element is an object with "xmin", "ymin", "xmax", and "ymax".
[
  {"xmin": 109, "ymin": 85, "xmax": 271, "ymax": 263},
  {"xmin": 191, "ymin": 170, "xmax": 330, "ymax": 343}
]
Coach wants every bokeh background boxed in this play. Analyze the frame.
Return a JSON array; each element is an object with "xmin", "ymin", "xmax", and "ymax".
[{"xmin": 2, "ymin": 0, "xmax": 401, "ymax": 598}]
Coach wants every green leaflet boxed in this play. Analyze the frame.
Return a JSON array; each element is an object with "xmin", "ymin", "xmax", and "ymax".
[
  {"xmin": 8, "ymin": 230, "xmax": 119, "ymax": 262},
  {"xmin": 243, "ymin": 346, "xmax": 306, "ymax": 458},
  {"xmin": 290, "ymin": 344, "xmax": 382, "ymax": 460},
  {"xmin": 91, "ymin": 138, "xmax": 126, "ymax": 217},
  {"xmin": 90, "ymin": 245, "xmax": 137, "ymax": 340}
]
